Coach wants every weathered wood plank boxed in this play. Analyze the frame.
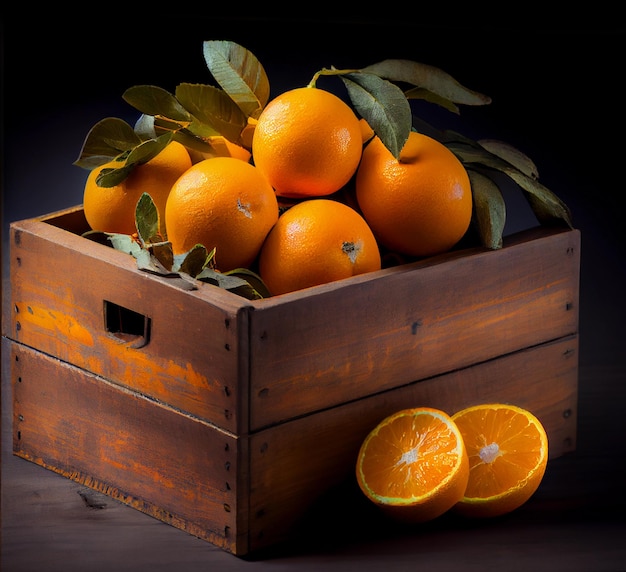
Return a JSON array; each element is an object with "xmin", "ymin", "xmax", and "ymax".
[
  {"xmin": 10, "ymin": 341, "xmax": 246, "ymax": 555},
  {"xmin": 247, "ymin": 334, "xmax": 578, "ymax": 551},
  {"xmin": 249, "ymin": 227, "xmax": 580, "ymax": 429},
  {"xmin": 8, "ymin": 217, "xmax": 249, "ymax": 433}
]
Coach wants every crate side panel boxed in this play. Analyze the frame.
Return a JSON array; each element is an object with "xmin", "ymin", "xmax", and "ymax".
[
  {"xmin": 10, "ymin": 341, "xmax": 249, "ymax": 555},
  {"xmin": 249, "ymin": 228, "xmax": 580, "ymax": 429},
  {"xmin": 8, "ymin": 219, "xmax": 247, "ymax": 432},
  {"xmin": 247, "ymin": 335, "xmax": 578, "ymax": 551}
]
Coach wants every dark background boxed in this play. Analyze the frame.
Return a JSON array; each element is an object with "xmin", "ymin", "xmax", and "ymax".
[
  {"xmin": 2, "ymin": 13, "xmax": 626, "ymax": 571},
  {"xmin": 3, "ymin": 13, "xmax": 625, "ymax": 362}
]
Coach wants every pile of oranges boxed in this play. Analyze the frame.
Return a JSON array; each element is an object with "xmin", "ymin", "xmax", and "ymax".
[{"xmin": 82, "ymin": 84, "xmax": 473, "ymax": 297}]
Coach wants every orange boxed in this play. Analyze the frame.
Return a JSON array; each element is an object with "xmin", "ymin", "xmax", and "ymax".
[
  {"xmin": 83, "ymin": 140, "xmax": 192, "ymax": 236},
  {"xmin": 258, "ymin": 199, "xmax": 381, "ymax": 296},
  {"xmin": 359, "ymin": 117, "xmax": 375, "ymax": 144},
  {"xmin": 164, "ymin": 157, "xmax": 279, "ymax": 272},
  {"xmin": 355, "ymin": 131, "xmax": 473, "ymax": 257},
  {"xmin": 251, "ymin": 86, "xmax": 363, "ymax": 198},
  {"xmin": 186, "ymin": 135, "xmax": 252, "ymax": 163},
  {"xmin": 451, "ymin": 403, "xmax": 549, "ymax": 518},
  {"xmin": 356, "ymin": 407, "xmax": 470, "ymax": 523}
]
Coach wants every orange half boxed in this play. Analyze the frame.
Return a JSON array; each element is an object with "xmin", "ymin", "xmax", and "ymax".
[
  {"xmin": 356, "ymin": 407, "xmax": 469, "ymax": 523},
  {"xmin": 451, "ymin": 403, "xmax": 549, "ymax": 518}
]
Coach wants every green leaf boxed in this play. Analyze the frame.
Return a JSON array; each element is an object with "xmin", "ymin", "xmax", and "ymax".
[
  {"xmin": 341, "ymin": 72, "xmax": 412, "ymax": 159},
  {"xmin": 202, "ymin": 40, "xmax": 270, "ymax": 119},
  {"xmin": 73, "ymin": 117, "xmax": 141, "ymax": 169},
  {"xmin": 135, "ymin": 249, "xmax": 177, "ymax": 275},
  {"xmin": 96, "ymin": 163, "xmax": 135, "ymax": 188},
  {"xmin": 478, "ymin": 139, "xmax": 539, "ymax": 179},
  {"xmin": 123, "ymin": 85, "xmax": 192, "ymax": 123},
  {"xmin": 125, "ymin": 133, "xmax": 173, "ymax": 165},
  {"xmin": 468, "ymin": 169, "xmax": 506, "ymax": 249},
  {"xmin": 135, "ymin": 193, "xmax": 159, "ymax": 244},
  {"xmin": 196, "ymin": 267, "xmax": 264, "ymax": 300},
  {"xmin": 447, "ymin": 141, "xmax": 573, "ymax": 228},
  {"xmin": 150, "ymin": 115, "xmax": 190, "ymax": 136},
  {"xmin": 170, "ymin": 129, "xmax": 217, "ymax": 154},
  {"xmin": 224, "ymin": 268, "xmax": 271, "ymax": 299},
  {"xmin": 176, "ymin": 244, "xmax": 212, "ymax": 277},
  {"xmin": 506, "ymin": 170, "xmax": 574, "ymax": 228},
  {"xmin": 175, "ymin": 83, "xmax": 248, "ymax": 143},
  {"xmin": 150, "ymin": 242, "xmax": 174, "ymax": 271},
  {"xmin": 95, "ymin": 134, "xmax": 173, "ymax": 188},
  {"xmin": 361, "ymin": 59, "xmax": 491, "ymax": 106},
  {"xmin": 405, "ymin": 87, "xmax": 460, "ymax": 114},
  {"xmin": 172, "ymin": 246, "xmax": 216, "ymax": 275},
  {"xmin": 108, "ymin": 233, "xmax": 143, "ymax": 257},
  {"xmin": 134, "ymin": 114, "xmax": 157, "ymax": 140}
]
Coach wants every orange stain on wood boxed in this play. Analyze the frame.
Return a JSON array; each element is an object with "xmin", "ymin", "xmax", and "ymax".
[{"xmin": 18, "ymin": 304, "xmax": 94, "ymax": 347}]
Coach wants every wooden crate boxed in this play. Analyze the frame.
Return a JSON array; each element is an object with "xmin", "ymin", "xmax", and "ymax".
[{"xmin": 3, "ymin": 206, "xmax": 580, "ymax": 556}]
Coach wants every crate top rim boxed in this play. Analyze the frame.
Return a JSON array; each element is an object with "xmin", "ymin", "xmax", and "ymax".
[{"xmin": 9, "ymin": 204, "xmax": 580, "ymax": 310}]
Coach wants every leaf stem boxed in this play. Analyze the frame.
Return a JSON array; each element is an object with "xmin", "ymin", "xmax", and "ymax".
[{"xmin": 308, "ymin": 66, "xmax": 361, "ymax": 88}]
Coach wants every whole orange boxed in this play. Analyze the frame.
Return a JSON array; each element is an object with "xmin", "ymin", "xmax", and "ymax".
[
  {"xmin": 251, "ymin": 87, "xmax": 363, "ymax": 198},
  {"xmin": 258, "ymin": 199, "xmax": 381, "ymax": 296},
  {"xmin": 355, "ymin": 131, "xmax": 473, "ymax": 257},
  {"xmin": 164, "ymin": 157, "xmax": 278, "ymax": 272},
  {"xmin": 83, "ymin": 140, "xmax": 192, "ymax": 236}
]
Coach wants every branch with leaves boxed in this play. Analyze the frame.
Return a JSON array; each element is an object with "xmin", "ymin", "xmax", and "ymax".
[{"xmin": 75, "ymin": 40, "xmax": 573, "ymax": 298}]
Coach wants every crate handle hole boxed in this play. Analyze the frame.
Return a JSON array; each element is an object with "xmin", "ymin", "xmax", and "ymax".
[{"xmin": 104, "ymin": 300, "xmax": 151, "ymax": 348}]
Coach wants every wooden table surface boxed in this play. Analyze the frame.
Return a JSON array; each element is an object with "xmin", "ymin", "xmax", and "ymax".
[{"xmin": 2, "ymin": 16, "xmax": 625, "ymax": 571}]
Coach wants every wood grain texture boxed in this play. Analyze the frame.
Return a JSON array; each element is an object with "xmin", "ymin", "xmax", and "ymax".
[
  {"xmin": 246, "ymin": 335, "xmax": 578, "ymax": 551},
  {"xmin": 7, "ymin": 332, "xmax": 577, "ymax": 556},
  {"xmin": 8, "ymin": 214, "xmax": 249, "ymax": 433},
  {"xmin": 6, "ymin": 210, "xmax": 580, "ymax": 440},
  {"xmin": 248, "ymin": 227, "xmax": 580, "ymax": 429},
  {"xmin": 9, "ymin": 339, "xmax": 244, "ymax": 554}
]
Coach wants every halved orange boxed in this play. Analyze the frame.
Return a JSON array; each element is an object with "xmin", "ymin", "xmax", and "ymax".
[
  {"xmin": 451, "ymin": 403, "xmax": 549, "ymax": 518},
  {"xmin": 355, "ymin": 407, "xmax": 469, "ymax": 523}
]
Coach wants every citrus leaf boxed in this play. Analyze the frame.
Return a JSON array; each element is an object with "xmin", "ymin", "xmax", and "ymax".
[
  {"xmin": 505, "ymin": 170, "xmax": 574, "ymax": 228},
  {"xmin": 175, "ymin": 83, "xmax": 248, "ymax": 143},
  {"xmin": 135, "ymin": 193, "xmax": 159, "ymax": 245},
  {"xmin": 73, "ymin": 117, "xmax": 141, "ymax": 169},
  {"xmin": 170, "ymin": 128, "xmax": 216, "ymax": 153},
  {"xmin": 202, "ymin": 40, "xmax": 270, "ymax": 119},
  {"xmin": 446, "ymin": 140, "xmax": 499, "ymax": 165},
  {"xmin": 196, "ymin": 267, "xmax": 264, "ymax": 300},
  {"xmin": 478, "ymin": 139, "xmax": 539, "ymax": 179},
  {"xmin": 150, "ymin": 242, "xmax": 174, "ymax": 271},
  {"xmin": 341, "ymin": 72, "xmax": 411, "ymax": 159},
  {"xmin": 125, "ymin": 133, "xmax": 173, "ymax": 165},
  {"xmin": 405, "ymin": 87, "xmax": 460, "ymax": 114},
  {"xmin": 151, "ymin": 115, "xmax": 191, "ymax": 134},
  {"xmin": 467, "ymin": 169, "xmax": 506, "ymax": 249},
  {"xmin": 176, "ymin": 244, "xmax": 212, "ymax": 277},
  {"xmin": 95, "ymin": 134, "xmax": 173, "ymax": 188},
  {"xmin": 96, "ymin": 163, "xmax": 135, "ymax": 188},
  {"xmin": 224, "ymin": 268, "xmax": 270, "ymax": 299},
  {"xmin": 361, "ymin": 59, "xmax": 491, "ymax": 106},
  {"xmin": 172, "ymin": 246, "xmax": 216, "ymax": 275},
  {"xmin": 135, "ymin": 249, "xmax": 177, "ymax": 276},
  {"xmin": 142, "ymin": 115, "xmax": 214, "ymax": 153},
  {"xmin": 107, "ymin": 233, "xmax": 143, "ymax": 257},
  {"xmin": 447, "ymin": 141, "xmax": 573, "ymax": 228},
  {"xmin": 134, "ymin": 114, "xmax": 157, "ymax": 139},
  {"xmin": 123, "ymin": 85, "xmax": 192, "ymax": 123}
]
